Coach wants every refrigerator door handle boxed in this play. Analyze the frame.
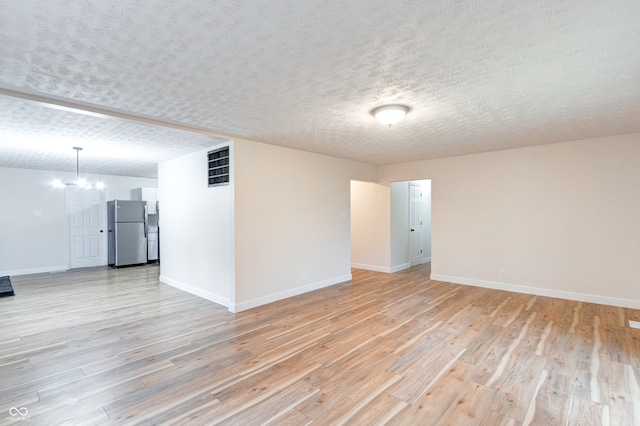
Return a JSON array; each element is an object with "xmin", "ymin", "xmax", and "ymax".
[{"xmin": 144, "ymin": 203, "xmax": 148, "ymax": 238}]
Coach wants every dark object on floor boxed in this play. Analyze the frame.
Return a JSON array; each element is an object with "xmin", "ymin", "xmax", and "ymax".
[{"xmin": 0, "ymin": 276, "xmax": 15, "ymax": 297}]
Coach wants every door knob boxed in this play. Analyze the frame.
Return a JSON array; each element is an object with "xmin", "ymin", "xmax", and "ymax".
[{"xmin": 411, "ymin": 229, "xmax": 415, "ymax": 232}]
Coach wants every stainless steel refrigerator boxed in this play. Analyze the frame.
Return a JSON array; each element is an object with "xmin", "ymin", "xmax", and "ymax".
[{"xmin": 107, "ymin": 200, "xmax": 147, "ymax": 267}]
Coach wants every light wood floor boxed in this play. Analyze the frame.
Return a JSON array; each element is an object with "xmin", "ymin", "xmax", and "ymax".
[{"xmin": 1, "ymin": 265, "xmax": 640, "ymax": 425}]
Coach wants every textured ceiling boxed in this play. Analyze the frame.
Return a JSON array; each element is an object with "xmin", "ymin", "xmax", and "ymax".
[{"xmin": 1, "ymin": 0, "xmax": 639, "ymax": 178}]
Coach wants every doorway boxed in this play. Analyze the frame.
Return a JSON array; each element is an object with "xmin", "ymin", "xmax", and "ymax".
[
  {"xmin": 66, "ymin": 187, "xmax": 106, "ymax": 269},
  {"xmin": 349, "ymin": 179, "xmax": 431, "ymax": 273},
  {"xmin": 391, "ymin": 180, "xmax": 431, "ymax": 271}
]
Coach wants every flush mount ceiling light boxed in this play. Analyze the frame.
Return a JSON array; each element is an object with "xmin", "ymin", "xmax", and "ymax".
[
  {"xmin": 370, "ymin": 104, "xmax": 411, "ymax": 128},
  {"xmin": 52, "ymin": 147, "xmax": 104, "ymax": 190}
]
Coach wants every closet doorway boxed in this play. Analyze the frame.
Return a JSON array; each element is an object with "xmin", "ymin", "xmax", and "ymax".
[{"xmin": 391, "ymin": 180, "xmax": 431, "ymax": 271}]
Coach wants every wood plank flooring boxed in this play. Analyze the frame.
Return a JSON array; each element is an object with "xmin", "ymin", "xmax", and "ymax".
[{"xmin": 1, "ymin": 264, "xmax": 640, "ymax": 425}]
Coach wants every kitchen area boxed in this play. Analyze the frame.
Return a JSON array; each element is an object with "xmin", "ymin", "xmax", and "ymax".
[{"xmin": 107, "ymin": 187, "xmax": 159, "ymax": 267}]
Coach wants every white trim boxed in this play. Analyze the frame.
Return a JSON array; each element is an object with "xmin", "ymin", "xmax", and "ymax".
[
  {"xmin": 391, "ymin": 263, "xmax": 411, "ymax": 273},
  {"xmin": 351, "ymin": 263, "xmax": 412, "ymax": 274},
  {"xmin": 430, "ymin": 274, "xmax": 640, "ymax": 310},
  {"xmin": 0, "ymin": 265, "xmax": 68, "ymax": 277},
  {"xmin": 227, "ymin": 141, "xmax": 236, "ymax": 308},
  {"xmin": 351, "ymin": 263, "xmax": 391, "ymax": 273},
  {"xmin": 422, "ymin": 257, "xmax": 432, "ymax": 263},
  {"xmin": 159, "ymin": 275, "xmax": 231, "ymax": 309},
  {"xmin": 231, "ymin": 274, "xmax": 352, "ymax": 313},
  {"xmin": 351, "ymin": 263, "xmax": 413, "ymax": 274}
]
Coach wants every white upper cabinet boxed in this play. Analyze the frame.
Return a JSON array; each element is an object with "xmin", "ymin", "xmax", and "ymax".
[{"xmin": 133, "ymin": 187, "xmax": 158, "ymax": 214}]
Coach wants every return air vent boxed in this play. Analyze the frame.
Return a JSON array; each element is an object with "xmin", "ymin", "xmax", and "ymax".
[{"xmin": 208, "ymin": 146, "xmax": 230, "ymax": 187}]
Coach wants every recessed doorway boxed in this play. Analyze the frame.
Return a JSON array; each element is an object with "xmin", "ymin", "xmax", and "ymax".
[{"xmin": 391, "ymin": 180, "xmax": 431, "ymax": 272}]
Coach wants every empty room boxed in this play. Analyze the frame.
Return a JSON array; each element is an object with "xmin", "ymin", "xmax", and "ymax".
[{"xmin": 1, "ymin": 1, "xmax": 639, "ymax": 424}]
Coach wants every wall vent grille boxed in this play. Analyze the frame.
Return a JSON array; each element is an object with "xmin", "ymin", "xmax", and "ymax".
[{"xmin": 208, "ymin": 146, "xmax": 230, "ymax": 187}]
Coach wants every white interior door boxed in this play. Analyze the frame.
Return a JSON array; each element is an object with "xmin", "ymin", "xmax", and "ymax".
[
  {"xmin": 410, "ymin": 183, "xmax": 423, "ymax": 266},
  {"xmin": 67, "ymin": 188, "xmax": 106, "ymax": 268}
]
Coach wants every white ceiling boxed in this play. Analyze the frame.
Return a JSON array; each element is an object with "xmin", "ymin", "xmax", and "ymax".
[
  {"xmin": 1, "ymin": 0, "xmax": 639, "ymax": 178},
  {"xmin": 0, "ymin": 93, "xmax": 227, "ymax": 177}
]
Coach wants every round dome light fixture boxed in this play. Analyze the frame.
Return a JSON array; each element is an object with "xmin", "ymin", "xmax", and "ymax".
[{"xmin": 370, "ymin": 104, "xmax": 411, "ymax": 128}]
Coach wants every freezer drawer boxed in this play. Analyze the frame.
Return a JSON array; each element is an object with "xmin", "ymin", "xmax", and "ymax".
[{"xmin": 115, "ymin": 222, "xmax": 147, "ymax": 266}]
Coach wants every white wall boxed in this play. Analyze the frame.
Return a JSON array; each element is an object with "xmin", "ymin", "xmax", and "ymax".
[
  {"xmin": 51, "ymin": 169, "xmax": 158, "ymax": 202},
  {"xmin": 378, "ymin": 133, "xmax": 640, "ymax": 308},
  {"xmin": 0, "ymin": 167, "xmax": 157, "ymax": 276},
  {"xmin": 351, "ymin": 180, "xmax": 391, "ymax": 272},
  {"xmin": 234, "ymin": 139, "xmax": 378, "ymax": 311},
  {"xmin": 390, "ymin": 181, "xmax": 409, "ymax": 271},
  {"xmin": 158, "ymin": 143, "xmax": 234, "ymax": 308},
  {"xmin": 0, "ymin": 167, "xmax": 67, "ymax": 275}
]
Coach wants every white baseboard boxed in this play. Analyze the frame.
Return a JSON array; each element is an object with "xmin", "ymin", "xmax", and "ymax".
[
  {"xmin": 0, "ymin": 265, "xmax": 68, "ymax": 277},
  {"xmin": 351, "ymin": 263, "xmax": 391, "ymax": 273},
  {"xmin": 231, "ymin": 274, "xmax": 352, "ymax": 313},
  {"xmin": 352, "ymin": 263, "xmax": 413, "ymax": 273},
  {"xmin": 391, "ymin": 263, "xmax": 411, "ymax": 273},
  {"xmin": 430, "ymin": 274, "xmax": 640, "ymax": 310},
  {"xmin": 422, "ymin": 257, "xmax": 432, "ymax": 263},
  {"xmin": 159, "ymin": 275, "xmax": 231, "ymax": 309}
]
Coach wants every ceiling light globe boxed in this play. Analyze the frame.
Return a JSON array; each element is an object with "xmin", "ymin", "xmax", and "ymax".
[{"xmin": 371, "ymin": 105, "xmax": 410, "ymax": 127}]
